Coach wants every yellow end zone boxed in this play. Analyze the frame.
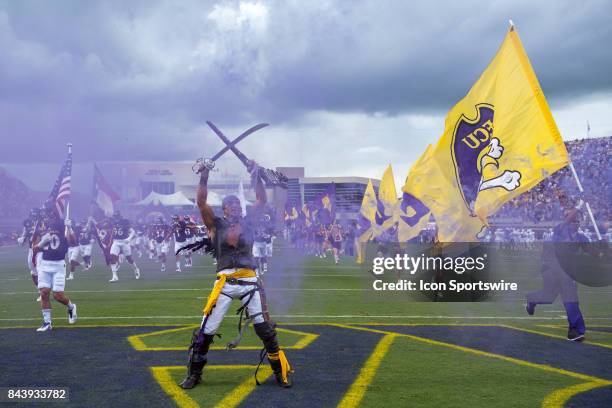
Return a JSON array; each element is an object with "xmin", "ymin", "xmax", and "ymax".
[
  {"xmin": 332, "ymin": 323, "xmax": 612, "ymax": 408},
  {"xmin": 127, "ymin": 325, "xmax": 319, "ymax": 351},
  {"xmin": 150, "ymin": 365, "xmax": 273, "ymax": 408}
]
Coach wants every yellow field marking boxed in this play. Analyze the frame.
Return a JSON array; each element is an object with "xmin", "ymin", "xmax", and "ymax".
[
  {"xmin": 500, "ymin": 324, "xmax": 612, "ymax": 350},
  {"xmin": 337, "ymin": 334, "xmax": 396, "ymax": 408},
  {"xmin": 128, "ymin": 325, "xmax": 199, "ymax": 351},
  {"xmin": 542, "ymin": 380, "xmax": 612, "ymax": 408},
  {"xmin": 335, "ymin": 323, "xmax": 608, "ymax": 382},
  {"xmin": 128, "ymin": 325, "xmax": 318, "ymax": 351},
  {"xmin": 0, "ymin": 323, "xmax": 189, "ymax": 329},
  {"xmin": 215, "ymin": 366, "xmax": 273, "ymax": 408},
  {"xmin": 150, "ymin": 366, "xmax": 199, "ymax": 408},
  {"xmin": 349, "ymin": 323, "xmax": 501, "ymax": 326},
  {"xmin": 150, "ymin": 365, "xmax": 273, "ymax": 408},
  {"xmin": 540, "ymin": 323, "xmax": 612, "ymax": 332},
  {"xmin": 334, "ymin": 324, "xmax": 612, "ymax": 408}
]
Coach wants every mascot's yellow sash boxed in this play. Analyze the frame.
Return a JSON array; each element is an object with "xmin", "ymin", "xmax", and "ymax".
[{"xmin": 202, "ymin": 269, "xmax": 257, "ymax": 315}]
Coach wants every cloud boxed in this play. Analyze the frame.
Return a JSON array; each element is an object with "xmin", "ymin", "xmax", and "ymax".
[{"xmin": 0, "ymin": 0, "xmax": 611, "ymax": 174}]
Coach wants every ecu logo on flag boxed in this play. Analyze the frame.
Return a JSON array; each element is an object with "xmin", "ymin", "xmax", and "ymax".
[{"xmin": 451, "ymin": 103, "xmax": 521, "ymax": 214}]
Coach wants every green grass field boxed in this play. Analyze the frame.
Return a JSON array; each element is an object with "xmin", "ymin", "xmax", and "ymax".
[{"xmin": 0, "ymin": 243, "xmax": 610, "ymax": 407}]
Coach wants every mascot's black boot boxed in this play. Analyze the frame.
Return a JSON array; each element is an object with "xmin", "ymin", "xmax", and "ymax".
[
  {"xmin": 268, "ymin": 350, "xmax": 293, "ymax": 388},
  {"xmin": 179, "ymin": 331, "xmax": 215, "ymax": 389},
  {"xmin": 179, "ymin": 360, "xmax": 207, "ymax": 389}
]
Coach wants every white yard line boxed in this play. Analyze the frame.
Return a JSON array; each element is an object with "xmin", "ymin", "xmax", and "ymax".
[
  {"xmin": 0, "ymin": 288, "xmax": 369, "ymax": 295},
  {"xmin": 2, "ymin": 315, "xmax": 612, "ymax": 322}
]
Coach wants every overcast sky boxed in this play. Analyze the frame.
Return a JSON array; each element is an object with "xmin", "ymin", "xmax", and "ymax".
[{"xmin": 1, "ymin": 0, "xmax": 611, "ymax": 188}]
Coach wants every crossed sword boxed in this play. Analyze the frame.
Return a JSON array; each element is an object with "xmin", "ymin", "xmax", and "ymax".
[{"xmin": 194, "ymin": 121, "xmax": 288, "ymax": 189}]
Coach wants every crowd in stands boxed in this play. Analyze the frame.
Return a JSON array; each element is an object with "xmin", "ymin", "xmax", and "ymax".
[
  {"xmin": 0, "ymin": 167, "xmax": 37, "ymax": 221},
  {"xmin": 494, "ymin": 136, "xmax": 611, "ymax": 226}
]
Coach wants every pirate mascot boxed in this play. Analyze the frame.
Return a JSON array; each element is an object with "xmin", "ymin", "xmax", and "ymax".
[{"xmin": 179, "ymin": 157, "xmax": 292, "ymax": 389}]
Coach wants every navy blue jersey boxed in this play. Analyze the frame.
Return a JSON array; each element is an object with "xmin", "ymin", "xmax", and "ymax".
[
  {"xmin": 152, "ymin": 223, "xmax": 169, "ymax": 243},
  {"xmin": 78, "ymin": 227, "xmax": 93, "ymax": 245},
  {"xmin": 23, "ymin": 217, "xmax": 39, "ymax": 244},
  {"xmin": 41, "ymin": 220, "xmax": 68, "ymax": 261},
  {"xmin": 184, "ymin": 222, "xmax": 196, "ymax": 239},
  {"xmin": 112, "ymin": 218, "xmax": 131, "ymax": 240},
  {"xmin": 96, "ymin": 220, "xmax": 112, "ymax": 246},
  {"xmin": 173, "ymin": 221, "xmax": 187, "ymax": 242}
]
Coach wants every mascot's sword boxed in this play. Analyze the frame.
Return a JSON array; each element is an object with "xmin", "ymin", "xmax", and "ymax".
[
  {"xmin": 210, "ymin": 123, "xmax": 269, "ymax": 162},
  {"xmin": 193, "ymin": 123, "xmax": 269, "ymax": 172},
  {"xmin": 206, "ymin": 121, "xmax": 288, "ymax": 188}
]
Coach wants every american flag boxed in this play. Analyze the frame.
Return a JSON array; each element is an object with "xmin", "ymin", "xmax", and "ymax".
[{"xmin": 50, "ymin": 152, "xmax": 72, "ymax": 218}]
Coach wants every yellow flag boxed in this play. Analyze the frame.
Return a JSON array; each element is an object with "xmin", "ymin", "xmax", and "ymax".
[
  {"xmin": 355, "ymin": 179, "xmax": 377, "ymax": 263},
  {"xmin": 398, "ymin": 145, "xmax": 435, "ymax": 241},
  {"xmin": 302, "ymin": 203, "xmax": 311, "ymax": 227},
  {"xmin": 420, "ymin": 26, "xmax": 569, "ymax": 241},
  {"xmin": 358, "ymin": 179, "xmax": 376, "ymax": 243},
  {"xmin": 372, "ymin": 165, "xmax": 398, "ymax": 237}
]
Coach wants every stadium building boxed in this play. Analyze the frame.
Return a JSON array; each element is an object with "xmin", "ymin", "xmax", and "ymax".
[{"xmin": 95, "ymin": 163, "xmax": 379, "ymax": 221}]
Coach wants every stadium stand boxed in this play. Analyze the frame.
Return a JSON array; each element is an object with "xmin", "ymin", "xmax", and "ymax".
[{"xmin": 493, "ymin": 136, "xmax": 611, "ymax": 226}]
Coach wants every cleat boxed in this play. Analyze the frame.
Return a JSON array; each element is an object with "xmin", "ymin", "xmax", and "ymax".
[
  {"xmin": 179, "ymin": 375, "xmax": 201, "ymax": 389},
  {"xmin": 176, "ymin": 267, "xmax": 182, "ymax": 273},
  {"xmin": 36, "ymin": 322, "xmax": 52, "ymax": 332},
  {"xmin": 161, "ymin": 264, "xmax": 166, "ymax": 272},
  {"xmin": 68, "ymin": 304, "xmax": 77, "ymax": 324},
  {"xmin": 567, "ymin": 330, "xmax": 585, "ymax": 342},
  {"xmin": 67, "ymin": 273, "xmax": 74, "ymax": 280},
  {"xmin": 179, "ymin": 358, "xmax": 206, "ymax": 389},
  {"xmin": 525, "ymin": 302, "xmax": 535, "ymax": 316},
  {"xmin": 134, "ymin": 268, "xmax": 141, "ymax": 280},
  {"xmin": 109, "ymin": 277, "xmax": 119, "ymax": 283},
  {"xmin": 36, "ymin": 295, "xmax": 41, "ymax": 302}
]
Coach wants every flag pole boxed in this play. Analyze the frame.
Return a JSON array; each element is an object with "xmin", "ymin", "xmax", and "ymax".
[
  {"xmin": 568, "ymin": 161, "xmax": 602, "ymax": 240},
  {"xmin": 65, "ymin": 143, "xmax": 73, "ymax": 221}
]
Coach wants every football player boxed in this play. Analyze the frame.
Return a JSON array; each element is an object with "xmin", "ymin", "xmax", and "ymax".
[
  {"xmin": 108, "ymin": 211, "xmax": 140, "ymax": 282},
  {"xmin": 131, "ymin": 220, "xmax": 147, "ymax": 258},
  {"xmin": 151, "ymin": 217, "xmax": 170, "ymax": 272},
  {"xmin": 328, "ymin": 222, "xmax": 343, "ymax": 264},
  {"xmin": 33, "ymin": 211, "xmax": 77, "ymax": 332},
  {"xmin": 253, "ymin": 212, "xmax": 274, "ymax": 275},
  {"xmin": 67, "ymin": 220, "xmax": 96, "ymax": 280},
  {"xmin": 171, "ymin": 215, "xmax": 188, "ymax": 272},
  {"xmin": 66, "ymin": 219, "xmax": 81, "ymax": 280},
  {"xmin": 78, "ymin": 219, "xmax": 95, "ymax": 270},
  {"xmin": 183, "ymin": 215, "xmax": 197, "ymax": 267},
  {"xmin": 18, "ymin": 208, "xmax": 43, "ymax": 301}
]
